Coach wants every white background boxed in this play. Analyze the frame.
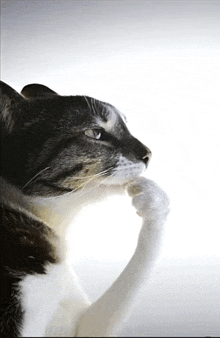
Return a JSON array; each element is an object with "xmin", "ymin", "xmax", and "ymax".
[{"xmin": 1, "ymin": 1, "xmax": 220, "ymax": 336}]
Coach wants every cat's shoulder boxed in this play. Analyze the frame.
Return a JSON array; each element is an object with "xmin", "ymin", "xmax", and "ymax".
[{"xmin": 0, "ymin": 202, "xmax": 60, "ymax": 277}]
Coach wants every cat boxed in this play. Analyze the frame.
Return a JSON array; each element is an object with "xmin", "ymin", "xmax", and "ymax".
[{"xmin": 0, "ymin": 81, "xmax": 169, "ymax": 337}]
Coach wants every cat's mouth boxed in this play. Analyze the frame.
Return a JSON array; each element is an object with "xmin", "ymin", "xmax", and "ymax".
[{"xmin": 102, "ymin": 159, "xmax": 148, "ymax": 186}]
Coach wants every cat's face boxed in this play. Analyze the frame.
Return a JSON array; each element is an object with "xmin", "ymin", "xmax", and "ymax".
[{"xmin": 0, "ymin": 81, "xmax": 151, "ymax": 196}]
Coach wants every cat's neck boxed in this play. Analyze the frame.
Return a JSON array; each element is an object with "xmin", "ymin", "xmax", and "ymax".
[
  {"xmin": 0, "ymin": 177, "xmax": 125, "ymax": 237},
  {"xmin": 30, "ymin": 182, "xmax": 125, "ymax": 236},
  {"xmin": 0, "ymin": 177, "xmax": 43, "ymax": 224}
]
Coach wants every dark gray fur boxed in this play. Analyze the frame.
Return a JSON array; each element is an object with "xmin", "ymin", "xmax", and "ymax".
[
  {"xmin": 0, "ymin": 81, "xmax": 151, "ymax": 336},
  {"xmin": 1, "ymin": 81, "xmax": 150, "ymax": 197}
]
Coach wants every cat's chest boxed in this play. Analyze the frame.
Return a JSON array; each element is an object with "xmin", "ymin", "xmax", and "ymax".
[{"xmin": 19, "ymin": 262, "xmax": 90, "ymax": 337}]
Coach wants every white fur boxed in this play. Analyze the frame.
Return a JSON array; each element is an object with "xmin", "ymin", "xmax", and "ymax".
[
  {"xmin": 115, "ymin": 155, "xmax": 146, "ymax": 178},
  {"xmin": 96, "ymin": 106, "xmax": 118, "ymax": 132},
  {"xmin": 104, "ymin": 155, "xmax": 146, "ymax": 185},
  {"xmin": 22, "ymin": 178, "xmax": 169, "ymax": 337},
  {"xmin": 3, "ymin": 176, "xmax": 169, "ymax": 337},
  {"xmin": 20, "ymin": 263, "xmax": 90, "ymax": 337},
  {"xmin": 97, "ymin": 106, "xmax": 127, "ymax": 132},
  {"xmin": 75, "ymin": 178, "xmax": 169, "ymax": 337}
]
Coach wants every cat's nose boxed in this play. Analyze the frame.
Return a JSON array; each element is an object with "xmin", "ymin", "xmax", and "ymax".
[
  {"xmin": 124, "ymin": 135, "xmax": 152, "ymax": 167},
  {"xmin": 142, "ymin": 150, "xmax": 152, "ymax": 166}
]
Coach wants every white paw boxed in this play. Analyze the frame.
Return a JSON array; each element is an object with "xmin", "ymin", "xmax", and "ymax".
[{"xmin": 126, "ymin": 177, "xmax": 170, "ymax": 223}]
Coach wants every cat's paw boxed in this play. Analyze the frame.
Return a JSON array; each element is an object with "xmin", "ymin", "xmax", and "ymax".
[{"xmin": 126, "ymin": 177, "xmax": 170, "ymax": 224}]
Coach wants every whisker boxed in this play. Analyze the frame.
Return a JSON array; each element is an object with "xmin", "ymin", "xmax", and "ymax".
[
  {"xmin": 84, "ymin": 95, "xmax": 98, "ymax": 117},
  {"xmin": 91, "ymin": 98, "xmax": 98, "ymax": 116},
  {"xmin": 23, "ymin": 165, "xmax": 114, "ymax": 197},
  {"xmin": 96, "ymin": 172, "xmax": 115, "ymax": 188},
  {"xmin": 22, "ymin": 167, "xmax": 50, "ymax": 190},
  {"xmin": 68, "ymin": 167, "xmax": 114, "ymax": 181},
  {"xmin": 69, "ymin": 167, "xmax": 114, "ymax": 196},
  {"xmin": 75, "ymin": 167, "xmax": 114, "ymax": 189},
  {"xmin": 84, "ymin": 96, "xmax": 91, "ymax": 112}
]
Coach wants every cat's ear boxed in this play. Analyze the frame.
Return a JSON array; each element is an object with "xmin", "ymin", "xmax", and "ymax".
[
  {"xmin": 21, "ymin": 84, "xmax": 58, "ymax": 98},
  {"xmin": 0, "ymin": 81, "xmax": 25, "ymax": 132}
]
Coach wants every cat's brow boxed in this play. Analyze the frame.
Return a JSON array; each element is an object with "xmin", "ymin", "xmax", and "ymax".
[{"xmin": 96, "ymin": 108, "xmax": 118, "ymax": 132}]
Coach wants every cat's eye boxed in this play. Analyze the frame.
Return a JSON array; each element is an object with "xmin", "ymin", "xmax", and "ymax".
[{"xmin": 84, "ymin": 129, "xmax": 102, "ymax": 140}]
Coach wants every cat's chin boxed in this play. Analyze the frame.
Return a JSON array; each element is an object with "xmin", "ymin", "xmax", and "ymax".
[
  {"xmin": 101, "ymin": 176, "xmax": 141, "ymax": 187},
  {"xmin": 101, "ymin": 176, "xmax": 132, "ymax": 186}
]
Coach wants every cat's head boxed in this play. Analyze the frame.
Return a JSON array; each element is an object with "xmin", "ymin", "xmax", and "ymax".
[{"xmin": 0, "ymin": 81, "xmax": 151, "ymax": 196}]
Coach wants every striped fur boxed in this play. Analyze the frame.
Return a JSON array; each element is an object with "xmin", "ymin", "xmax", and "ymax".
[{"xmin": 0, "ymin": 81, "xmax": 169, "ymax": 337}]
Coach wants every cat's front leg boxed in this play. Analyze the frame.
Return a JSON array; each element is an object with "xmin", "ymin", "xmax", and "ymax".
[
  {"xmin": 76, "ymin": 177, "xmax": 169, "ymax": 337},
  {"xmin": 127, "ymin": 177, "xmax": 170, "ymax": 262}
]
